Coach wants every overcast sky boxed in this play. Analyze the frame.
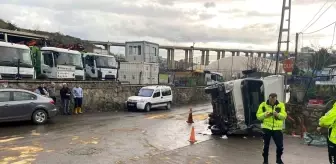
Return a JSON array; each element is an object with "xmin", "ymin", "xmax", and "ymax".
[{"xmin": 0, "ymin": 0, "xmax": 335, "ymax": 61}]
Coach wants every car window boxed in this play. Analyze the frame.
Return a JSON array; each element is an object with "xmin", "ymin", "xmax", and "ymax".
[
  {"xmin": 162, "ymin": 88, "xmax": 172, "ymax": 96},
  {"xmin": 13, "ymin": 91, "xmax": 37, "ymax": 101},
  {"xmin": 0, "ymin": 92, "xmax": 10, "ymax": 102},
  {"xmin": 153, "ymin": 92, "xmax": 160, "ymax": 98}
]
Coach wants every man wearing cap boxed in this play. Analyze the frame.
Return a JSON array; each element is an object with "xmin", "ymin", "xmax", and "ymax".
[{"xmin": 256, "ymin": 93, "xmax": 287, "ymax": 164}]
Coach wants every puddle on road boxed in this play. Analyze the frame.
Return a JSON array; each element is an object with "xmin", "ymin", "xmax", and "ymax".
[
  {"xmin": 109, "ymin": 128, "xmax": 143, "ymax": 132},
  {"xmin": 0, "ymin": 137, "xmax": 24, "ymax": 143},
  {"xmin": 0, "ymin": 146, "xmax": 44, "ymax": 164},
  {"xmin": 145, "ymin": 113, "xmax": 209, "ymax": 121},
  {"xmin": 69, "ymin": 136, "xmax": 100, "ymax": 145}
]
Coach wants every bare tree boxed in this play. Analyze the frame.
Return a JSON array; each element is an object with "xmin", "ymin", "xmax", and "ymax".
[{"xmin": 245, "ymin": 57, "xmax": 273, "ymax": 73}]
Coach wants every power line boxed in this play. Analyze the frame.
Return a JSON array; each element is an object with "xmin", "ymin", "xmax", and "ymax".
[
  {"xmin": 303, "ymin": 21, "xmax": 336, "ymax": 34},
  {"xmin": 331, "ymin": 23, "xmax": 336, "ymax": 48},
  {"xmin": 301, "ymin": 0, "xmax": 336, "ymax": 33},
  {"xmin": 301, "ymin": 0, "xmax": 331, "ymax": 32}
]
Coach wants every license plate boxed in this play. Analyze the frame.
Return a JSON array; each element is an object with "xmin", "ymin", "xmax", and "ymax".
[{"xmin": 128, "ymin": 104, "xmax": 135, "ymax": 106}]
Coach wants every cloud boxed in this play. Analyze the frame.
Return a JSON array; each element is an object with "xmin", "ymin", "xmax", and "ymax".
[
  {"xmin": 0, "ymin": 0, "xmax": 318, "ymax": 49},
  {"xmin": 204, "ymin": 2, "xmax": 216, "ymax": 8}
]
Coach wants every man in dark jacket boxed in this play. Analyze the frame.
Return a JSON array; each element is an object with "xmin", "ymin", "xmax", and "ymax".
[{"xmin": 60, "ymin": 83, "xmax": 71, "ymax": 115}]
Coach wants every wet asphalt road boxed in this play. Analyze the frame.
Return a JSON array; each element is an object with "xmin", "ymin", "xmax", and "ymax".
[{"xmin": 0, "ymin": 103, "xmax": 328, "ymax": 164}]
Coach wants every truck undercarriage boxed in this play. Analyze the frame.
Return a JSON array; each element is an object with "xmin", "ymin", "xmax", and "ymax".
[{"xmin": 205, "ymin": 80, "xmax": 265, "ymax": 136}]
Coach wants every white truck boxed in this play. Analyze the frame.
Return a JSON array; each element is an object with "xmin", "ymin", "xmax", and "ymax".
[
  {"xmin": 206, "ymin": 75, "xmax": 285, "ymax": 135},
  {"xmin": 82, "ymin": 53, "xmax": 119, "ymax": 80},
  {"xmin": 0, "ymin": 41, "xmax": 35, "ymax": 79},
  {"xmin": 118, "ymin": 62, "xmax": 159, "ymax": 84},
  {"xmin": 204, "ymin": 70, "xmax": 224, "ymax": 86},
  {"xmin": 39, "ymin": 47, "xmax": 85, "ymax": 80}
]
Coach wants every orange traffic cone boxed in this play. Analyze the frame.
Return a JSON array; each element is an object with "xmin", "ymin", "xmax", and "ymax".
[
  {"xmin": 186, "ymin": 108, "xmax": 194, "ymax": 124},
  {"xmin": 189, "ymin": 126, "xmax": 197, "ymax": 144}
]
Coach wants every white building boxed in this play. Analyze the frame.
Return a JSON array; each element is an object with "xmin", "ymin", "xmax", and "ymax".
[{"xmin": 125, "ymin": 41, "xmax": 159, "ymax": 63}]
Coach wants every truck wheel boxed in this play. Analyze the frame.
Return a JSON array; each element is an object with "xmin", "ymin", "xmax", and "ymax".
[
  {"xmin": 145, "ymin": 103, "xmax": 151, "ymax": 112},
  {"xmin": 32, "ymin": 109, "xmax": 48, "ymax": 125}
]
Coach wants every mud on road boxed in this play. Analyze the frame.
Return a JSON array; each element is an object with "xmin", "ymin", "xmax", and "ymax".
[{"xmin": 0, "ymin": 103, "xmax": 328, "ymax": 164}]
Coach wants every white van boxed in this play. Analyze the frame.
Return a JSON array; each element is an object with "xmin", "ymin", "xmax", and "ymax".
[{"xmin": 126, "ymin": 85, "xmax": 173, "ymax": 112}]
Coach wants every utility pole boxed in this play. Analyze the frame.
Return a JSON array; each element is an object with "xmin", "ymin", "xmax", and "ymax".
[
  {"xmin": 293, "ymin": 32, "xmax": 299, "ymax": 74},
  {"xmin": 275, "ymin": 0, "xmax": 291, "ymax": 74}
]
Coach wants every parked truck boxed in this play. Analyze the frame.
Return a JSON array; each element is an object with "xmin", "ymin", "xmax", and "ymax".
[
  {"xmin": 30, "ymin": 46, "xmax": 85, "ymax": 80},
  {"xmin": 0, "ymin": 41, "xmax": 35, "ymax": 79},
  {"xmin": 118, "ymin": 62, "xmax": 159, "ymax": 84},
  {"xmin": 82, "ymin": 52, "xmax": 119, "ymax": 80}
]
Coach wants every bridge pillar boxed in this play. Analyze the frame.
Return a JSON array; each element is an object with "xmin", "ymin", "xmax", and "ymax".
[
  {"xmin": 263, "ymin": 53, "xmax": 267, "ymax": 58},
  {"xmin": 221, "ymin": 51, "xmax": 225, "ymax": 58},
  {"xmin": 236, "ymin": 52, "xmax": 240, "ymax": 56},
  {"xmin": 205, "ymin": 50, "xmax": 210, "ymax": 65},
  {"xmin": 231, "ymin": 51, "xmax": 235, "ymax": 56},
  {"xmin": 245, "ymin": 52, "xmax": 249, "ymax": 57},
  {"xmin": 250, "ymin": 52, "xmax": 254, "ymax": 57},
  {"xmin": 257, "ymin": 52, "xmax": 262, "ymax": 57},
  {"xmin": 167, "ymin": 49, "xmax": 171, "ymax": 69},
  {"xmin": 171, "ymin": 49, "xmax": 175, "ymax": 69},
  {"xmin": 217, "ymin": 51, "xmax": 221, "ymax": 60},
  {"xmin": 184, "ymin": 49, "xmax": 189, "ymax": 69},
  {"xmin": 188, "ymin": 49, "xmax": 193, "ymax": 69},
  {"xmin": 201, "ymin": 50, "xmax": 205, "ymax": 65}
]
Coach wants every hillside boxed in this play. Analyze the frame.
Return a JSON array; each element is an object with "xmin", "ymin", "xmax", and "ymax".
[{"xmin": 0, "ymin": 19, "xmax": 94, "ymax": 51}]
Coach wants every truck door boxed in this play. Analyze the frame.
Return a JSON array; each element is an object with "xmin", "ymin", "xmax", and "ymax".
[{"xmin": 41, "ymin": 51, "xmax": 55, "ymax": 78}]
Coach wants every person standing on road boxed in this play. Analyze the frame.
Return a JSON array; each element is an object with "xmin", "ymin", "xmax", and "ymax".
[
  {"xmin": 318, "ymin": 102, "xmax": 336, "ymax": 164},
  {"xmin": 256, "ymin": 93, "xmax": 287, "ymax": 164},
  {"xmin": 48, "ymin": 82, "xmax": 57, "ymax": 103},
  {"xmin": 35, "ymin": 83, "xmax": 49, "ymax": 97},
  {"xmin": 72, "ymin": 84, "xmax": 83, "ymax": 114},
  {"xmin": 60, "ymin": 83, "xmax": 71, "ymax": 115}
]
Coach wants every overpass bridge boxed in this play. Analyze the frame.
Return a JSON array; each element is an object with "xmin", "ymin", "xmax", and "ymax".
[{"xmin": 88, "ymin": 40, "xmax": 308, "ymax": 69}]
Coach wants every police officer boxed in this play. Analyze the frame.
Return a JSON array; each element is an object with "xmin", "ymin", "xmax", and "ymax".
[
  {"xmin": 318, "ymin": 102, "xmax": 336, "ymax": 164},
  {"xmin": 256, "ymin": 93, "xmax": 287, "ymax": 164}
]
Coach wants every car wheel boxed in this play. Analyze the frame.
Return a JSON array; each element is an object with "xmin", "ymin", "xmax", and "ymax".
[
  {"xmin": 166, "ymin": 102, "xmax": 171, "ymax": 110},
  {"xmin": 32, "ymin": 109, "xmax": 48, "ymax": 125},
  {"xmin": 145, "ymin": 103, "xmax": 151, "ymax": 112}
]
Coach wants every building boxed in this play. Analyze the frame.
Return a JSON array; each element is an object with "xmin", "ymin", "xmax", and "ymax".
[{"xmin": 125, "ymin": 41, "xmax": 159, "ymax": 63}]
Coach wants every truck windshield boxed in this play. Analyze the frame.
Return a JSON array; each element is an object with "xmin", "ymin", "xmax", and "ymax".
[
  {"xmin": 0, "ymin": 46, "xmax": 33, "ymax": 68},
  {"xmin": 55, "ymin": 52, "xmax": 83, "ymax": 70},
  {"xmin": 96, "ymin": 56, "xmax": 117, "ymax": 69},
  {"xmin": 138, "ymin": 89, "xmax": 154, "ymax": 97}
]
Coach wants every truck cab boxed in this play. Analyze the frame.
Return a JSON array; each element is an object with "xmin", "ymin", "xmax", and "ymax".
[
  {"xmin": 82, "ymin": 53, "xmax": 119, "ymax": 80},
  {"xmin": 38, "ymin": 47, "xmax": 84, "ymax": 80},
  {"xmin": 205, "ymin": 75, "xmax": 285, "ymax": 135},
  {"xmin": 0, "ymin": 41, "xmax": 34, "ymax": 79}
]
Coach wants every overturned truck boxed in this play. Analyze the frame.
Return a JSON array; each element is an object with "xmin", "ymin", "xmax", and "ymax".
[{"xmin": 205, "ymin": 75, "xmax": 285, "ymax": 135}]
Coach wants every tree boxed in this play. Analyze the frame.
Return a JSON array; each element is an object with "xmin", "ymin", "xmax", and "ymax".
[
  {"xmin": 245, "ymin": 57, "xmax": 273, "ymax": 73},
  {"xmin": 6, "ymin": 22, "xmax": 17, "ymax": 30},
  {"xmin": 308, "ymin": 48, "xmax": 336, "ymax": 71}
]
